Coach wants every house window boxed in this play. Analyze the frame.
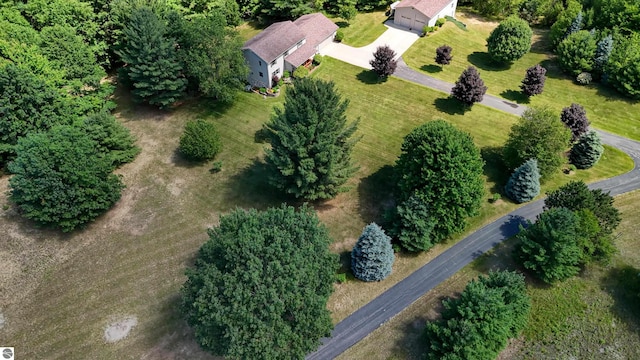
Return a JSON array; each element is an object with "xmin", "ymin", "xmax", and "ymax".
[
  {"xmin": 259, "ymin": 60, "xmax": 262, "ymax": 66},
  {"xmin": 272, "ymin": 69, "xmax": 280, "ymax": 76},
  {"xmin": 259, "ymin": 72, "xmax": 264, "ymax": 77},
  {"xmin": 271, "ymin": 60, "xmax": 276, "ymax": 66}
]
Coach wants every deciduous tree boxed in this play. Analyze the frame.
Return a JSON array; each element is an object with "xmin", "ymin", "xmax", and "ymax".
[
  {"xmin": 264, "ymin": 78, "xmax": 360, "ymax": 200},
  {"xmin": 503, "ymin": 106, "xmax": 571, "ymax": 180},
  {"xmin": 505, "ymin": 158, "xmax": 541, "ymax": 203},
  {"xmin": 520, "ymin": 64, "xmax": 547, "ymax": 96},
  {"xmin": 370, "ymin": 45, "xmax": 397, "ymax": 78},
  {"xmin": 570, "ymin": 130, "xmax": 604, "ymax": 169},
  {"xmin": 395, "ymin": 120, "xmax": 485, "ymax": 245},
  {"xmin": 451, "ymin": 66, "xmax": 487, "ymax": 106},
  {"xmin": 435, "ymin": 45, "xmax": 453, "ymax": 67},
  {"xmin": 487, "ymin": 16, "xmax": 533, "ymax": 63},
  {"xmin": 560, "ymin": 103, "xmax": 590, "ymax": 141},
  {"xmin": 351, "ymin": 223, "xmax": 395, "ymax": 281},
  {"xmin": 8, "ymin": 125, "xmax": 124, "ymax": 232},
  {"xmin": 181, "ymin": 205, "xmax": 337, "ymax": 359},
  {"xmin": 606, "ymin": 33, "xmax": 640, "ymax": 99}
]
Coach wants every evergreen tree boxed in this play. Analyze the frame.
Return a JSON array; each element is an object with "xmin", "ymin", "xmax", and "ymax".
[
  {"xmin": 520, "ymin": 64, "xmax": 547, "ymax": 96},
  {"xmin": 605, "ymin": 32, "xmax": 640, "ymax": 99},
  {"xmin": 451, "ymin": 66, "xmax": 487, "ymax": 106},
  {"xmin": 515, "ymin": 207, "xmax": 584, "ymax": 283},
  {"xmin": 351, "ymin": 223, "xmax": 395, "ymax": 281},
  {"xmin": 560, "ymin": 103, "xmax": 590, "ymax": 141},
  {"xmin": 565, "ymin": 10, "xmax": 583, "ymax": 38},
  {"xmin": 179, "ymin": 119, "xmax": 222, "ymax": 161},
  {"xmin": 80, "ymin": 111, "xmax": 140, "ymax": 168},
  {"xmin": 570, "ymin": 130, "xmax": 604, "ymax": 169},
  {"xmin": 117, "ymin": 6, "xmax": 186, "ymax": 108},
  {"xmin": 435, "ymin": 45, "xmax": 453, "ymax": 67},
  {"xmin": 264, "ymin": 78, "xmax": 360, "ymax": 200},
  {"xmin": 181, "ymin": 205, "xmax": 337, "ymax": 359},
  {"xmin": 505, "ymin": 158, "xmax": 541, "ymax": 203},
  {"xmin": 370, "ymin": 45, "xmax": 397, "ymax": 78},
  {"xmin": 486, "ymin": 16, "xmax": 533, "ymax": 63},
  {"xmin": 8, "ymin": 125, "xmax": 124, "ymax": 232},
  {"xmin": 594, "ymin": 34, "xmax": 613, "ymax": 73},
  {"xmin": 557, "ymin": 30, "xmax": 597, "ymax": 76},
  {"xmin": 395, "ymin": 120, "xmax": 485, "ymax": 245},
  {"xmin": 393, "ymin": 192, "xmax": 437, "ymax": 252}
]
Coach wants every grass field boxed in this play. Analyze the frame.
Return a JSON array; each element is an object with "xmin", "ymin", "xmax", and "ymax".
[
  {"xmin": 339, "ymin": 190, "xmax": 640, "ymax": 360},
  {"xmin": 402, "ymin": 11, "xmax": 640, "ymax": 141},
  {"xmin": 0, "ymin": 58, "xmax": 633, "ymax": 359},
  {"xmin": 331, "ymin": 10, "xmax": 389, "ymax": 47}
]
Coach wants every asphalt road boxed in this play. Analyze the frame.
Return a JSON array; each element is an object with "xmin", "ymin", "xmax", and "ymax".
[{"xmin": 306, "ymin": 59, "xmax": 640, "ymax": 360}]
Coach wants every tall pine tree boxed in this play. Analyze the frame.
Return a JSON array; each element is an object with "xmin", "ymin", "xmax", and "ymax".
[
  {"xmin": 264, "ymin": 78, "xmax": 360, "ymax": 200},
  {"xmin": 117, "ymin": 6, "xmax": 186, "ymax": 108},
  {"xmin": 505, "ymin": 158, "xmax": 541, "ymax": 203}
]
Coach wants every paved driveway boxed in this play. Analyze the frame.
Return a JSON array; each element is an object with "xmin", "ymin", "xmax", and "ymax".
[{"xmin": 320, "ymin": 21, "xmax": 420, "ymax": 69}]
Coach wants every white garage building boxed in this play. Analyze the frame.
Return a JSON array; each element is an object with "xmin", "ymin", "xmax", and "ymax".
[{"xmin": 393, "ymin": 0, "xmax": 458, "ymax": 30}]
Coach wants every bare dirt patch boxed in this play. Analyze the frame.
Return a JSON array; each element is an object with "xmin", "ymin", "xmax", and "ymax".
[{"xmin": 105, "ymin": 316, "xmax": 138, "ymax": 343}]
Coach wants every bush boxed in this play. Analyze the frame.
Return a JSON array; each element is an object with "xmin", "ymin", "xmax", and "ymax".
[
  {"xmin": 520, "ymin": 64, "xmax": 547, "ymax": 96},
  {"xmin": 435, "ymin": 18, "xmax": 446, "ymax": 27},
  {"xmin": 351, "ymin": 223, "xmax": 395, "ymax": 281},
  {"xmin": 606, "ymin": 33, "xmax": 640, "ymax": 99},
  {"xmin": 313, "ymin": 54, "xmax": 323, "ymax": 65},
  {"xmin": 181, "ymin": 205, "xmax": 337, "ymax": 359},
  {"xmin": 451, "ymin": 66, "xmax": 487, "ymax": 106},
  {"xmin": 283, "ymin": 70, "xmax": 291, "ymax": 78},
  {"xmin": 576, "ymin": 71, "xmax": 593, "ymax": 85},
  {"xmin": 370, "ymin": 45, "xmax": 397, "ymax": 78},
  {"xmin": 557, "ymin": 30, "xmax": 597, "ymax": 76},
  {"xmin": 549, "ymin": 0, "xmax": 582, "ymax": 47},
  {"xmin": 179, "ymin": 119, "xmax": 222, "ymax": 161},
  {"xmin": 8, "ymin": 125, "xmax": 124, "ymax": 232},
  {"xmin": 487, "ymin": 16, "xmax": 533, "ymax": 63},
  {"xmin": 560, "ymin": 103, "xmax": 590, "ymax": 141},
  {"xmin": 422, "ymin": 26, "xmax": 435, "ymax": 33},
  {"xmin": 395, "ymin": 120, "xmax": 485, "ymax": 245},
  {"xmin": 505, "ymin": 158, "xmax": 541, "ymax": 203},
  {"xmin": 293, "ymin": 66, "xmax": 309, "ymax": 79},
  {"xmin": 503, "ymin": 106, "xmax": 572, "ymax": 180},
  {"xmin": 570, "ymin": 130, "xmax": 604, "ymax": 169},
  {"xmin": 335, "ymin": 29, "xmax": 344, "ymax": 42}
]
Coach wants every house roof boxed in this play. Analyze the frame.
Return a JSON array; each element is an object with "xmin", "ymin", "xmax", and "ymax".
[
  {"xmin": 242, "ymin": 21, "xmax": 305, "ymax": 63},
  {"xmin": 396, "ymin": 0, "xmax": 453, "ymax": 18},
  {"xmin": 285, "ymin": 13, "xmax": 338, "ymax": 66}
]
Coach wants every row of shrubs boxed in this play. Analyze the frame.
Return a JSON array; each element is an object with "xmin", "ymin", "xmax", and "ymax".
[{"xmin": 421, "ymin": 17, "xmax": 446, "ymax": 36}]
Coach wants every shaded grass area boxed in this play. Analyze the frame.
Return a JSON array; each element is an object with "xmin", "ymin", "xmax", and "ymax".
[
  {"xmin": 330, "ymin": 11, "xmax": 389, "ymax": 47},
  {"xmin": 402, "ymin": 11, "xmax": 640, "ymax": 141},
  {"xmin": 236, "ymin": 21, "xmax": 265, "ymax": 42},
  {"xmin": 339, "ymin": 190, "xmax": 640, "ymax": 360},
  {"xmin": 0, "ymin": 57, "xmax": 633, "ymax": 359}
]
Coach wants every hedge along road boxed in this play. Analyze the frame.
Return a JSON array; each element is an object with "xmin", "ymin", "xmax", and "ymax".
[{"xmin": 306, "ymin": 57, "xmax": 640, "ymax": 360}]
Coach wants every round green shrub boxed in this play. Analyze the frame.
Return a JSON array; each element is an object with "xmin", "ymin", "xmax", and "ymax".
[
  {"xmin": 293, "ymin": 66, "xmax": 309, "ymax": 79},
  {"xmin": 335, "ymin": 29, "xmax": 344, "ymax": 42},
  {"xmin": 179, "ymin": 119, "xmax": 222, "ymax": 161}
]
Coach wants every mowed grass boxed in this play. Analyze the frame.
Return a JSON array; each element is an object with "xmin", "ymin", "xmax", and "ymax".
[
  {"xmin": 331, "ymin": 10, "xmax": 389, "ymax": 47},
  {"xmin": 402, "ymin": 11, "xmax": 640, "ymax": 141},
  {"xmin": 339, "ymin": 190, "xmax": 640, "ymax": 360},
  {"xmin": 0, "ymin": 57, "xmax": 632, "ymax": 359}
]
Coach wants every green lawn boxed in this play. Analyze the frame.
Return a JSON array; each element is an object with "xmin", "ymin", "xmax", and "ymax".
[
  {"xmin": 402, "ymin": 11, "xmax": 640, "ymax": 141},
  {"xmin": 330, "ymin": 10, "xmax": 389, "ymax": 47},
  {"xmin": 0, "ymin": 57, "xmax": 633, "ymax": 359}
]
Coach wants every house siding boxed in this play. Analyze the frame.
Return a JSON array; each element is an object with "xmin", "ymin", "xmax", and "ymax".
[
  {"xmin": 317, "ymin": 32, "xmax": 336, "ymax": 52},
  {"xmin": 244, "ymin": 50, "xmax": 269, "ymax": 88},
  {"xmin": 427, "ymin": 0, "xmax": 457, "ymax": 26}
]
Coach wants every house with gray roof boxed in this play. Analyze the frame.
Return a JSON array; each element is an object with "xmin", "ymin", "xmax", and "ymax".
[
  {"xmin": 393, "ymin": 0, "xmax": 457, "ymax": 30},
  {"xmin": 243, "ymin": 13, "xmax": 338, "ymax": 88}
]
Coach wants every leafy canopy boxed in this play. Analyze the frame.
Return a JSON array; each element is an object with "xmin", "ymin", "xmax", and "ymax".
[
  {"xmin": 503, "ymin": 106, "xmax": 571, "ymax": 180},
  {"xmin": 487, "ymin": 16, "xmax": 533, "ymax": 63},
  {"xmin": 520, "ymin": 64, "xmax": 547, "ymax": 96},
  {"xmin": 451, "ymin": 66, "xmax": 487, "ymax": 106},
  {"xmin": 370, "ymin": 45, "xmax": 397, "ymax": 78},
  {"xmin": 179, "ymin": 119, "xmax": 222, "ymax": 161},
  {"xmin": 557, "ymin": 30, "xmax": 597, "ymax": 76},
  {"xmin": 181, "ymin": 205, "xmax": 337, "ymax": 359},
  {"xmin": 395, "ymin": 120, "xmax": 485, "ymax": 246},
  {"xmin": 435, "ymin": 45, "xmax": 453, "ymax": 66},
  {"xmin": 264, "ymin": 77, "xmax": 360, "ymax": 201},
  {"xmin": 8, "ymin": 125, "xmax": 124, "ymax": 232}
]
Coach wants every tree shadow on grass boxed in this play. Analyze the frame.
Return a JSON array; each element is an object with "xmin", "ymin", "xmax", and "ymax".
[
  {"xmin": 433, "ymin": 96, "xmax": 467, "ymax": 115},
  {"xmin": 602, "ymin": 264, "xmax": 640, "ymax": 331},
  {"xmin": 481, "ymin": 146, "xmax": 509, "ymax": 195},
  {"xmin": 421, "ymin": 64, "xmax": 442, "ymax": 73},
  {"xmin": 335, "ymin": 21, "xmax": 349, "ymax": 28},
  {"xmin": 357, "ymin": 165, "xmax": 396, "ymax": 225},
  {"xmin": 356, "ymin": 70, "xmax": 385, "ymax": 84},
  {"xmin": 221, "ymin": 158, "xmax": 287, "ymax": 211},
  {"xmin": 500, "ymin": 89, "xmax": 530, "ymax": 104},
  {"xmin": 390, "ymin": 316, "xmax": 430, "ymax": 360},
  {"xmin": 170, "ymin": 148, "xmax": 210, "ymax": 169},
  {"xmin": 467, "ymin": 52, "xmax": 511, "ymax": 72}
]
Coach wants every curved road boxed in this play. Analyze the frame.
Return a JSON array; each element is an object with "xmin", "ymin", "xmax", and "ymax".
[{"xmin": 306, "ymin": 57, "xmax": 640, "ymax": 359}]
